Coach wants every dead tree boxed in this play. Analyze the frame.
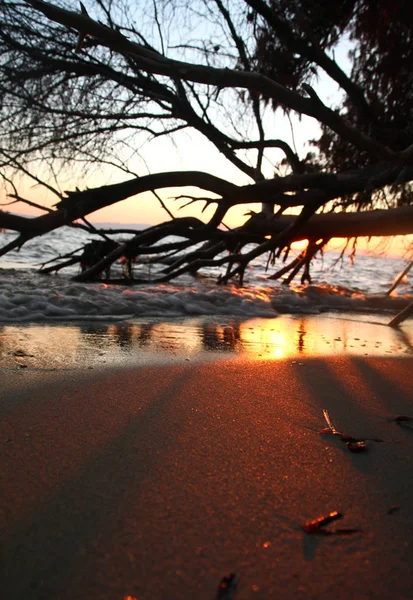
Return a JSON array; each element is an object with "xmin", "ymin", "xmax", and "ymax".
[{"xmin": 1, "ymin": 0, "xmax": 413, "ymax": 287}]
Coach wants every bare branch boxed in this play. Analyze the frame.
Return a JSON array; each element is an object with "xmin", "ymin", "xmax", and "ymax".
[{"xmin": 22, "ymin": 0, "xmax": 395, "ymax": 159}]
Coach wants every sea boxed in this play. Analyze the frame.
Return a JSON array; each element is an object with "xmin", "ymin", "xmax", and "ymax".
[{"xmin": 1, "ymin": 225, "xmax": 413, "ymax": 368}]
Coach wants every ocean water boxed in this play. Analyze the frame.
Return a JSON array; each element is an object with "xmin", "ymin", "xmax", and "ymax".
[
  {"xmin": 0, "ymin": 225, "xmax": 412, "ymax": 322},
  {"xmin": 1, "ymin": 226, "xmax": 412, "ymax": 366}
]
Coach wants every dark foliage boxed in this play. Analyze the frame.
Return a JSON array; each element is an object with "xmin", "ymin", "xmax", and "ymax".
[{"xmin": 254, "ymin": 0, "xmax": 413, "ymax": 208}]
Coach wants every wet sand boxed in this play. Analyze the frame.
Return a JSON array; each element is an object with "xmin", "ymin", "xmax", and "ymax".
[
  {"xmin": 2, "ymin": 354, "xmax": 413, "ymax": 599},
  {"xmin": 1, "ymin": 313, "xmax": 413, "ymax": 372}
]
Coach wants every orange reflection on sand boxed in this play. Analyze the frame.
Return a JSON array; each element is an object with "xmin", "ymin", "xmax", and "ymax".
[
  {"xmin": 106, "ymin": 320, "xmax": 204, "ymax": 354},
  {"xmin": 1, "ymin": 314, "xmax": 412, "ymax": 371},
  {"xmin": 240, "ymin": 325, "xmax": 289, "ymax": 360},
  {"xmin": 149, "ymin": 321, "xmax": 201, "ymax": 352},
  {"xmin": 237, "ymin": 315, "xmax": 413, "ymax": 360}
]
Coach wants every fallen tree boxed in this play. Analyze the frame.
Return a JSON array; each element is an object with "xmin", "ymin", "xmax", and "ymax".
[
  {"xmin": 1, "ymin": 0, "xmax": 413, "ymax": 291},
  {"xmin": 2, "ymin": 178, "xmax": 413, "ymax": 286}
]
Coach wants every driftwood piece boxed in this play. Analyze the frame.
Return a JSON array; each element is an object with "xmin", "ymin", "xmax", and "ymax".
[
  {"xmin": 386, "ymin": 259, "xmax": 413, "ymax": 295},
  {"xmin": 388, "ymin": 300, "xmax": 413, "ymax": 327}
]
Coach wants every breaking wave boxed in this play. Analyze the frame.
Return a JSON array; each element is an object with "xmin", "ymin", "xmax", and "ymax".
[
  {"xmin": 0, "ymin": 268, "xmax": 411, "ymax": 323},
  {"xmin": 0, "ymin": 226, "xmax": 412, "ymax": 323}
]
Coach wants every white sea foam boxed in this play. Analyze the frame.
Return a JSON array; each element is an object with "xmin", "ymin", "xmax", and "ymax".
[
  {"xmin": 0, "ymin": 267, "xmax": 411, "ymax": 323},
  {"xmin": 0, "ymin": 227, "xmax": 412, "ymax": 323}
]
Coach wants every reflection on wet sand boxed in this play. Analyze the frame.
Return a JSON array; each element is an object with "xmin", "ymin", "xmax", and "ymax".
[{"xmin": 0, "ymin": 314, "xmax": 412, "ymax": 370}]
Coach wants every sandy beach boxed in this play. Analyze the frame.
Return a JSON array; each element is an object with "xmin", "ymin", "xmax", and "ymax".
[{"xmin": 2, "ymin": 332, "xmax": 413, "ymax": 599}]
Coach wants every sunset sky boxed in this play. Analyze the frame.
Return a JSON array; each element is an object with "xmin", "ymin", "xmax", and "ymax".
[{"xmin": 2, "ymin": 110, "xmax": 321, "ymax": 228}]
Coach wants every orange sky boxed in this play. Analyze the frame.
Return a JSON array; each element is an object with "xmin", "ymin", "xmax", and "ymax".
[
  {"xmin": 1, "ymin": 112, "xmax": 412, "ymax": 259},
  {"xmin": 3, "ymin": 180, "xmax": 411, "ymax": 259}
]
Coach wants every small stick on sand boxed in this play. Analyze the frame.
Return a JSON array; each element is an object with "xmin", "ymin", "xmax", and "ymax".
[
  {"xmin": 216, "ymin": 573, "xmax": 239, "ymax": 599},
  {"xmin": 321, "ymin": 410, "xmax": 369, "ymax": 452}
]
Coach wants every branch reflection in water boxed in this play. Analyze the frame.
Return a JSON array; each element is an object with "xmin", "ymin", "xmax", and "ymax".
[{"xmin": 1, "ymin": 314, "xmax": 412, "ymax": 371}]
